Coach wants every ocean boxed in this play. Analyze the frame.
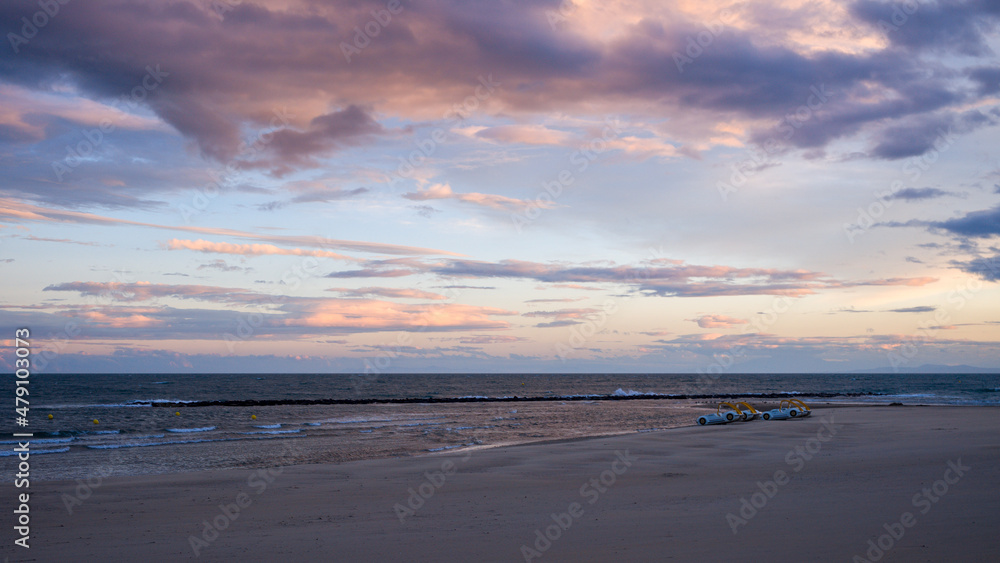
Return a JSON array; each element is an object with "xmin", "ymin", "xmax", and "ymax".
[{"xmin": 5, "ymin": 372, "xmax": 999, "ymax": 481}]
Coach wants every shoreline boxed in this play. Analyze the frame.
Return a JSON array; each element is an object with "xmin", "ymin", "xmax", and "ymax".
[
  {"xmin": 21, "ymin": 405, "xmax": 1000, "ymax": 561},
  {"xmin": 11, "ymin": 400, "xmax": 997, "ymax": 483}
]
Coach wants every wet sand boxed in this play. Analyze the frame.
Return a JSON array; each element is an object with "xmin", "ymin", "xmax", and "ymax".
[{"xmin": 20, "ymin": 406, "xmax": 1000, "ymax": 562}]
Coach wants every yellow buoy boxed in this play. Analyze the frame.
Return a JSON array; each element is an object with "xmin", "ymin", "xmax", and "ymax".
[
  {"xmin": 251, "ymin": 415, "xmax": 257, "ymax": 420},
  {"xmin": 93, "ymin": 419, "xmax": 99, "ymax": 424},
  {"xmin": 175, "ymin": 411, "xmax": 180, "ymax": 416},
  {"xmin": 48, "ymin": 414, "xmax": 54, "ymax": 420}
]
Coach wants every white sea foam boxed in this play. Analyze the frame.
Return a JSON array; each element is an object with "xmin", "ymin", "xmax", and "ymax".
[
  {"xmin": 40, "ymin": 398, "xmax": 199, "ymax": 409},
  {"xmin": 0, "ymin": 447, "xmax": 70, "ymax": 456},
  {"xmin": 612, "ymin": 388, "xmax": 656, "ymax": 397},
  {"xmin": 88, "ymin": 438, "xmax": 228, "ymax": 449},
  {"xmin": 166, "ymin": 426, "xmax": 216, "ymax": 433},
  {"xmin": 88, "ymin": 434, "xmax": 304, "ymax": 450},
  {"xmin": 0, "ymin": 437, "xmax": 74, "ymax": 445}
]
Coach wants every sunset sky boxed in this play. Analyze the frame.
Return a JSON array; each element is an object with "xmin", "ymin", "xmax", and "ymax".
[{"xmin": 1, "ymin": 0, "xmax": 999, "ymax": 373}]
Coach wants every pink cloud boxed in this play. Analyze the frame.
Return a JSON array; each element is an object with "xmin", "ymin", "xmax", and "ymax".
[
  {"xmin": 0, "ymin": 83, "xmax": 167, "ymax": 143},
  {"xmin": 402, "ymin": 183, "xmax": 555, "ymax": 212},
  {"xmin": 550, "ymin": 283, "xmax": 606, "ymax": 291},
  {"xmin": 37, "ymin": 281, "xmax": 518, "ymax": 336},
  {"xmin": 167, "ymin": 239, "xmax": 360, "ymax": 261},
  {"xmin": 474, "ymin": 125, "xmax": 571, "ymax": 146},
  {"xmin": 689, "ymin": 314, "xmax": 750, "ymax": 329},
  {"xmin": 291, "ymin": 300, "xmax": 516, "ymax": 331},
  {"xmin": 78, "ymin": 308, "xmax": 162, "ymax": 328}
]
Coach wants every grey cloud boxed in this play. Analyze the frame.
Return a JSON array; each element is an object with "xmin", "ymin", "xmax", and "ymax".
[
  {"xmin": 869, "ymin": 110, "xmax": 998, "ymax": 160},
  {"xmin": 328, "ymin": 257, "xmax": 936, "ymax": 298},
  {"xmin": 535, "ymin": 320, "xmax": 582, "ymax": 328},
  {"xmin": 849, "ymin": 0, "xmax": 999, "ymax": 57},
  {"xmin": 951, "ymin": 254, "xmax": 1000, "ymax": 281},
  {"xmin": 888, "ymin": 187, "xmax": 951, "ymax": 201},
  {"xmin": 935, "ymin": 205, "xmax": 1000, "ymax": 237},
  {"xmin": 969, "ymin": 66, "xmax": 1000, "ymax": 95},
  {"xmin": 886, "ymin": 306, "xmax": 936, "ymax": 313},
  {"xmin": 260, "ymin": 186, "xmax": 370, "ymax": 211}
]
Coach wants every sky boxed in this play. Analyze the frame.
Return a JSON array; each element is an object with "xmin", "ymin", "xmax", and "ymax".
[{"xmin": 1, "ymin": 0, "xmax": 999, "ymax": 373}]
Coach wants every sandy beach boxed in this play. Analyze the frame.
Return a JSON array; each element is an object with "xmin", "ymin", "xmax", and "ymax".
[{"xmin": 19, "ymin": 406, "xmax": 999, "ymax": 562}]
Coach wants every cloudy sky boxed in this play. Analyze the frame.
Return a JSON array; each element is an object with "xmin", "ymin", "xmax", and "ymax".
[{"xmin": 1, "ymin": 0, "xmax": 999, "ymax": 373}]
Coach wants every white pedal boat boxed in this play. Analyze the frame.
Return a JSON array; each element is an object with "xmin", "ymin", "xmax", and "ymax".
[
  {"xmin": 787, "ymin": 398, "xmax": 811, "ymax": 417},
  {"xmin": 734, "ymin": 401, "xmax": 761, "ymax": 421},
  {"xmin": 696, "ymin": 402, "xmax": 744, "ymax": 425},
  {"xmin": 761, "ymin": 399, "xmax": 809, "ymax": 420}
]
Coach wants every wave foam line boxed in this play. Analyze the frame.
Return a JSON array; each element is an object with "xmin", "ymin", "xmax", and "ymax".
[
  {"xmin": 166, "ymin": 426, "xmax": 216, "ymax": 433},
  {"xmin": 1, "ymin": 447, "xmax": 70, "ymax": 456},
  {"xmin": 87, "ymin": 434, "xmax": 305, "ymax": 450},
  {"xmin": 148, "ymin": 391, "xmax": 883, "ymax": 408}
]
